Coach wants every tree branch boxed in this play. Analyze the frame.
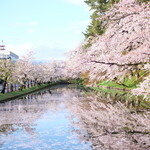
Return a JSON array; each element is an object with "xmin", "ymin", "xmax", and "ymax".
[
  {"xmin": 90, "ymin": 60, "xmax": 149, "ymax": 67},
  {"xmin": 110, "ymin": 12, "xmax": 139, "ymax": 21}
]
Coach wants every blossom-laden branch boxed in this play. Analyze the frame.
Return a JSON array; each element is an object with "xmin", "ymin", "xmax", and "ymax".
[{"xmin": 90, "ymin": 60, "xmax": 149, "ymax": 67}]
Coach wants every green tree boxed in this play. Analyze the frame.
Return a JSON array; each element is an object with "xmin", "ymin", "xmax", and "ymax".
[
  {"xmin": 85, "ymin": 0, "xmax": 120, "ymax": 13},
  {"xmin": 84, "ymin": 0, "xmax": 120, "ymax": 40},
  {"xmin": 83, "ymin": 12, "xmax": 107, "ymax": 39}
]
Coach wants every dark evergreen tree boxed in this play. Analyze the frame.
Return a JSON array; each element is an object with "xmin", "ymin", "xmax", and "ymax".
[{"xmin": 83, "ymin": 0, "xmax": 120, "ymax": 39}]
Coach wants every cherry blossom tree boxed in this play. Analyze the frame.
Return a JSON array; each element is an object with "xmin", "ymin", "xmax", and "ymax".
[
  {"xmin": 48, "ymin": 60, "xmax": 66, "ymax": 81},
  {"xmin": 0, "ymin": 59, "xmax": 15, "ymax": 93},
  {"xmin": 66, "ymin": 0, "xmax": 150, "ymax": 97},
  {"xmin": 30, "ymin": 63, "xmax": 44, "ymax": 86},
  {"xmin": 13, "ymin": 50, "xmax": 68, "ymax": 90},
  {"xmin": 14, "ymin": 52, "xmax": 35, "ymax": 90}
]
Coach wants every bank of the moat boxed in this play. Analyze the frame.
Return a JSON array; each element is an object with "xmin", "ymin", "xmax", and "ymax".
[
  {"xmin": 0, "ymin": 84, "xmax": 149, "ymax": 150},
  {"xmin": 0, "ymin": 81, "xmax": 69, "ymax": 103}
]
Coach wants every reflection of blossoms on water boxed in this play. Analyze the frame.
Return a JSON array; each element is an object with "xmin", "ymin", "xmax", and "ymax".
[
  {"xmin": 0, "ymin": 90, "xmax": 64, "ymax": 126},
  {"xmin": 64, "ymin": 90, "xmax": 150, "ymax": 150},
  {"xmin": 0, "ymin": 85, "xmax": 149, "ymax": 150},
  {"xmin": 0, "ymin": 85, "xmax": 92, "ymax": 150}
]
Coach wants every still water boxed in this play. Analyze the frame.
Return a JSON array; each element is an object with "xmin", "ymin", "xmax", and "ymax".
[
  {"xmin": 0, "ymin": 85, "xmax": 91, "ymax": 150},
  {"xmin": 0, "ymin": 85, "xmax": 150, "ymax": 150}
]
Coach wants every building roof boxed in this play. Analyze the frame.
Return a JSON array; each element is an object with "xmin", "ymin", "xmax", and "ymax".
[{"xmin": 0, "ymin": 44, "xmax": 19, "ymax": 60}]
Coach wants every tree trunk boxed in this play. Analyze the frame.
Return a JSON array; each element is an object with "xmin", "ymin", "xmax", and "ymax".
[
  {"xmin": 19, "ymin": 84, "xmax": 23, "ymax": 91},
  {"xmin": 27, "ymin": 80, "xmax": 30, "ymax": 88},
  {"xmin": 1, "ymin": 77, "xmax": 8, "ymax": 94},
  {"xmin": 10, "ymin": 83, "xmax": 14, "ymax": 92},
  {"xmin": 34, "ymin": 79, "xmax": 37, "ymax": 86},
  {"xmin": 22, "ymin": 80, "xmax": 26, "ymax": 89}
]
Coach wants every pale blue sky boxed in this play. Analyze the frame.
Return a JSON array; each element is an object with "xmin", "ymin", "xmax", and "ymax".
[{"xmin": 0, "ymin": 0, "xmax": 91, "ymax": 61}]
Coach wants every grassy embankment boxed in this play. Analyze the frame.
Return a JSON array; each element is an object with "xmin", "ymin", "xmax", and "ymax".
[
  {"xmin": 81, "ymin": 70, "xmax": 148, "ymax": 90},
  {"xmin": 91, "ymin": 86, "xmax": 150, "ymax": 109},
  {"xmin": 0, "ymin": 80, "xmax": 69, "ymax": 102},
  {"xmin": 93, "ymin": 73, "xmax": 150, "ymax": 109},
  {"xmin": 80, "ymin": 71, "xmax": 150, "ymax": 109},
  {"xmin": 98, "ymin": 70, "xmax": 149, "ymax": 90}
]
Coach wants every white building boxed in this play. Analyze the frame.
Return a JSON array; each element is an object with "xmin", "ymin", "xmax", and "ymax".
[
  {"xmin": 0, "ymin": 44, "xmax": 19, "ymax": 62},
  {"xmin": 0, "ymin": 44, "xmax": 19, "ymax": 92}
]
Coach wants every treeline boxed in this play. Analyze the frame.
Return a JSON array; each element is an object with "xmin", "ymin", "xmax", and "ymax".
[{"xmin": 0, "ymin": 52, "xmax": 66, "ymax": 94}]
